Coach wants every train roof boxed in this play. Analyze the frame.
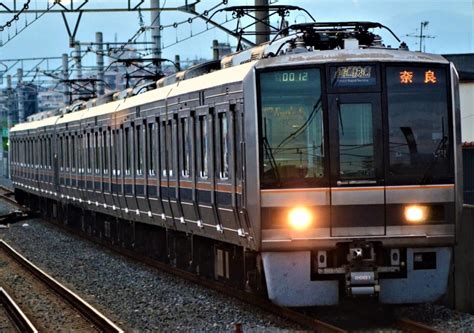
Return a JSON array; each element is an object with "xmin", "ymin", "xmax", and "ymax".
[
  {"xmin": 10, "ymin": 61, "xmax": 257, "ymax": 133},
  {"xmin": 11, "ymin": 47, "xmax": 450, "ymax": 135},
  {"xmin": 255, "ymin": 48, "xmax": 449, "ymax": 69}
]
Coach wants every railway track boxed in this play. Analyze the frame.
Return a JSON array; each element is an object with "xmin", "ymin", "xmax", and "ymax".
[
  {"xmin": 0, "ymin": 239, "xmax": 123, "ymax": 332},
  {"xmin": 0, "ymin": 187, "xmax": 443, "ymax": 332},
  {"xmin": 0, "ymin": 186, "xmax": 24, "ymax": 212},
  {"xmin": 50, "ymin": 222, "xmax": 444, "ymax": 333},
  {"xmin": 0, "ymin": 287, "xmax": 38, "ymax": 333}
]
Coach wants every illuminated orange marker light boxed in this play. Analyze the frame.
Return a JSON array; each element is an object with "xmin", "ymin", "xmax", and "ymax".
[
  {"xmin": 288, "ymin": 207, "xmax": 313, "ymax": 230},
  {"xmin": 404, "ymin": 205, "xmax": 428, "ymax": 223}
]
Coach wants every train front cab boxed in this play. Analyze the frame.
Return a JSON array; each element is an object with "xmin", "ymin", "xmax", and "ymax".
[{"xmin": 253, "ymin": 56, "xmax": 461, "ymax": 306}]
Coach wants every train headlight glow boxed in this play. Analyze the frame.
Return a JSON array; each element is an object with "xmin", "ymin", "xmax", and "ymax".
[
  {"xmin": 404, "ymin": 205, "xmax": 428, "ymax": 223},
  {"xmin": 288, "ymin": 207, "xmax": 313, "ymax": 230}
]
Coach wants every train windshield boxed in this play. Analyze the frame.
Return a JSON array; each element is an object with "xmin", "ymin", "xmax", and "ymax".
[
  {"xmin": 259, "ymin": 68, "xmax": 325, "ymax": 188},
  {"xmin": 386, "ymin": 66, "xmax": 452, "ymax": 184}
]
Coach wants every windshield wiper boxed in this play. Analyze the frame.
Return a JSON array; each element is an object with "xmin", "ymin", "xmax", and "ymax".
[
  {"xmin": 336, "ymin": 97, "xmax": 344, "ymax": 136},
  {"xmin": 262, "ymin": 136, "xmax": 281, "ymax": 187},
  {"xmin": 419, "ymin": 135, "xmax": 448, "ymax": 185}
]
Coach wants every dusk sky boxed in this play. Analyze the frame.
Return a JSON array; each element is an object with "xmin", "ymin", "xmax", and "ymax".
[{"xmin": 0, "ymin": 0, "xmax": 472, "ymax": 86}]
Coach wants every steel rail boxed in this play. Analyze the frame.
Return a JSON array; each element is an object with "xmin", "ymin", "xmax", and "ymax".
[
  {"xmin": 0, "ymin": 240, "xmax": 123, "ymax": 333},
  {"xmin": 397, "ymin": 318, "xmax": 442, "ymax": 333},
  {"xmin": 0, "ymin": 287, "xmax": 38, "ymax": 333}
]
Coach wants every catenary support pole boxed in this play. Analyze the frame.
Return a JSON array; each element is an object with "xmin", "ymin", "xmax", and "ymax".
[
  {"xmin": 255, "ymin": 0, "xmax": 269, "ymax": 44},
  {"xmin": 16, "ymin": 69, "xmax": 25, "ymax": 123},
  {"xmin": 62, "ymin": 53, "xmax": 70, "ymax": 104},
  {"xmin": 150, "ymin": 0, "xmax": 162, "ymax": 71},
  {"xmin": 95, "ymin": 32, "xmax": 105, "ymax": 96}
]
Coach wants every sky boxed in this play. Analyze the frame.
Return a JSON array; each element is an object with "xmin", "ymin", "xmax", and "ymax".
[{"xmin": 0, "ymin": 0, "xmax": 472, "ymax": 86}]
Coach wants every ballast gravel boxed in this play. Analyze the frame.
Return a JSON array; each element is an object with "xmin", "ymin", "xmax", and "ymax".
[
  {"xmin": 0, "ymin": 203, "xmax": 301, "ymax": 332},
  {"xmin": 395, "ymin": 303, "xmax": 474, "ymax": 332}
]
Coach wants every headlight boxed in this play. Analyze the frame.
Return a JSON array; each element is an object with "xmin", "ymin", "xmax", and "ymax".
[
  {"xmin": 404, "ymin": 205, "xmax": 428, "ymax": 223},
  {"xmin": 288, "ymin": 207, "xmax": 313, "ymax": 230}
]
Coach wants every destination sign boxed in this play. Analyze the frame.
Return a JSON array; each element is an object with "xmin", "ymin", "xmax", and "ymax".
[
  {"xmin": 387, "ymin": 67, "xmax": 445, "ymax": 92},
  {"xmin": 330, "ymin": 65, "xmax": 376, "ymax": 87}
]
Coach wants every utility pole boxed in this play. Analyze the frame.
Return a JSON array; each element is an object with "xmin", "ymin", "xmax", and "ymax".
[
  {"xmin": 406, "ymin": 21, "xmax": 434, "ymax": 52},
  {"xmin": 212, "ymin": 40, "xmax": 219, "ymax": 60},
  {"xmin": 16, "ymin": 68, "xmax": 25, "ymax": 123},
  {"xmin": 255, "ymin": 0, "xmax": 270, "ymax": 44},
  {"xmin": 6, "ymin": 75, "xmax": 13, "ymax": 129},
  {"xmin": 62, "ymin": 53, "xmax": 70, "ymax": 104},
  {"xmin": 74, "ymin": 41, "xmax": 83, "ymax": 79},
  {"xmin": 150, "ymin": 0, "xmax": 162, "ymax": 70},
  {"xmin": 96, "ymin": 32, "xmax": 105, "ymax": 96},
  {"xmin": 174, "ymin": 55, "xmax": 181, "ymax": 71},
  {"xmin": 419, "ymin": 21, "xmax": 428, "ymax": 52}
]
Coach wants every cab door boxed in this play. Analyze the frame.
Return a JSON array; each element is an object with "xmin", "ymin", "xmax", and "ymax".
[{"xmin": 328, "ymin": 93, "xmax": 385, "ymax": 236}]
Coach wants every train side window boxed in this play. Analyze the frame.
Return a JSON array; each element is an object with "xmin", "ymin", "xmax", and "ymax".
[
  {"xmin": 39, "ymin": 137, "xmax": 42, "ymax": 168},
  {"xmin": 124, "ymin": 127, "xmax": 131, "ymax": 176},
  {"xmin": 198, "ymin": 115, "xmax": 208, "ymax": 178},
  {"xmin": 160, "ymin": 121, "xmax": 167, "ymax": 177},
  {"xmin": 47, "ymin": 137, "xmax": 50, "ymax": 168},
  {"xmin": 103, "ymin": 130, "xmax": 109, "ymax": 175},
  {"xmin": 31, "ymin": 139, "xmax": 34, "ymax": 167},
  {"xmin": 71, "ymin": 134, "xmax": 76, "ymax": 171},
  {"xmin": 27, "ymin": 139, "xmax": 30, "ymax": 167},
  {"xmin": 39, "ymin": 137, "xmax": 43, "ymax": 168},
  {"xmin": 136, "ymin": 124, "xmax": 143, "ymax": 176},
  {"xmin": 78, "ymin": 134, "xmax": 83, "ymax": 173},
  {"xmin": 60, "ymin": 136, "xmax": 64, "ymax": 171},
  {"xmin": 36, "ymin": 138, "xmax": 39, "ymax": 168},
  {"xmin": 41, "ymin": 137, "xmax": 44, "ymax": 168},
  {"xmin": 169, "ymin": 120, "xmax": 175, "ymax": 177},
  {"xmin": 147, "ymin": 122, "xmax": 156, "ymax": 176},
  {"xmin": 218, "ymin": 112, "xmax": 230, "ymax": 180},
  {"xmin": 112, "ymin": 130, "xmax": 117, "ymax": 176},
  {"xmin": 87, "ymin": 132, "xmax": 92, "ymax": 173},
  {"xmin": 95, "ymin": 131, "xmax": 100, "ymax": 174},
  {"xmin": 181, "ymin": 117, "xmax": 190, "ymax": 178},
  {"xmin": 116, "ymin": 129, "xmax": 121, "ymax": 176},
  {"xmin": 65, "ymin": 136, "xmax": 70, "ymax": 171}
]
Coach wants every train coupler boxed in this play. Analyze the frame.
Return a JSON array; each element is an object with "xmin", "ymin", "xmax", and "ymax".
[{"xmin": 346, "ymin": 271, "xmax": 380, "ymax": 297}]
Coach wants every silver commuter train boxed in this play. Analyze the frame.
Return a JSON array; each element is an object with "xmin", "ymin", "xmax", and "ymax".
[{"xmin": 10, "ymin": 22, "xmax": 462, "ymax": 306}]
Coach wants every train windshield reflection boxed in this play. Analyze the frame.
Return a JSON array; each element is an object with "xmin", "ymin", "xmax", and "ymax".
[
  {"xmin": 259, "ymin": 68, "xmax": 325, "ymax": 188},
  {"xmin": 386, "ymin": 66, "xmax": 452, "ymax": 184}
]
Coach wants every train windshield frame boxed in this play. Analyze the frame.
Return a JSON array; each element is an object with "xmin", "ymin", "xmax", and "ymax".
[
  {"xmin": 258, "ymin": 67, "xmax": 328, "ymax": 189},
  {"xmin": 258, "ymin": 62, "xmax": 453, "ymax": 189},
  {"xmin": 385, "ymin": 64, "xmax": 453, "ymax": 185}
]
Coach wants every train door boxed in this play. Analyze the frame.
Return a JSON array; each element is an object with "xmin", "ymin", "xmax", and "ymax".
[{"xmin": 328, "ymin": 93, "xmax": 385, "ymax": 236}]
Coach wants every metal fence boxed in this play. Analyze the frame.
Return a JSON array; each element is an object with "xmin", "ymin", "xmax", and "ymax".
[{"xmin": 463, "ymin": 147, "xmax": 474, "ymax": 204}]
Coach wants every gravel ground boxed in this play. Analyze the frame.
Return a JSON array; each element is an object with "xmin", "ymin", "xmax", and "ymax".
[
  {"xmin": 395, "ymin": 303, "xmax": 474, "ymax": 332},
  {"xmin": 0, "ymin": 200, "xmax": 302, "ymax": 332}
]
